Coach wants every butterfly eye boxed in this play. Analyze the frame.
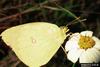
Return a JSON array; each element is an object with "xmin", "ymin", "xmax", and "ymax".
[{"xmin": 60, "ymin": 26, "xmax": 69, "ymax": 34}]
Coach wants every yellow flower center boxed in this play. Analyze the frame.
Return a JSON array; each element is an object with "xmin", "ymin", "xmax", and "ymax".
[{"xmin": 78, "ymin": 35, "xmax": 95, "ymax": 49}]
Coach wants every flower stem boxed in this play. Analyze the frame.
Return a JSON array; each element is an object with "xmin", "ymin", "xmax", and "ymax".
[{"xmin": 72, "ymin": 63, "xmax": 75, "ymax": 67}]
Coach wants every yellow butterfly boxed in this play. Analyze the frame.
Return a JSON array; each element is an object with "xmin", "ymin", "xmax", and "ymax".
[{"xmin": 0, "ymin": 22, "xmax": 68, "ymax": 67}]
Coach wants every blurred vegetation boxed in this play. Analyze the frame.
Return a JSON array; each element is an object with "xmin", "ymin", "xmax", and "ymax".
[{"xmin": 0, "ymin": 0, "xmax": 100, "ymax": 67}]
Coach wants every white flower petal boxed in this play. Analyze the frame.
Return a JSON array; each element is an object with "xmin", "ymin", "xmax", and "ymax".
[
  {"xmin": 65, "ymin": 40, "xmax": 79, "ymax": 51},
  {"xmin": 80, "ymin": 51, "xmax": 91, "ymax": 63},
  {"xmin": 92, "ymin": 36, "xmax": 100, "ymax": 50},
  {"xmin": 80, "ymin": 31, "xmax": 93, "ymax": 37},
  {"xmin": 66, "ymin": 31, "xmax": 100, "ymax": 63},
  {"xmin": 92, "ymin": 48, "xmax": 100, "ymax": 63},
  {"xmin": 70, "ymin": 33, "xmax": 80, "ymax": 39},
  {"xmin": 65, "ymin": 40, "xmax": 74, "ymax": 51},
  {"xmin": 65, "ymin": 33, "xmax": 80, "ymax": 51},
  {"xmin": 80, "ymin": 49, "xmax": 93, "ymax": 63},
  {"xmin": 67, "ymin": 49, "xmax": 84, "ymax": 63},
  {"xmin": 80, "ymin": 48, "xmax": 100, "ymax": 63}
]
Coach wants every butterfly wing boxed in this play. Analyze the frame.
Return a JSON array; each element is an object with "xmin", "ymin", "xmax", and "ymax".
[{"xmin": 1, "ymin": 22, "xmax": 66, "ymax": 67}]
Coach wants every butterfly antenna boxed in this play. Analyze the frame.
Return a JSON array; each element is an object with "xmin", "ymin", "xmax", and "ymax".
[{"xmin": 66, "ymin": 17, "xmax": 87, "ymax": 26}]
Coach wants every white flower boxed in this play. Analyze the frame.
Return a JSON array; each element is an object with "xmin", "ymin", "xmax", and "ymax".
[{"xmin": 65, "ymin": 31, "xmax": 100, "ymax": 63}]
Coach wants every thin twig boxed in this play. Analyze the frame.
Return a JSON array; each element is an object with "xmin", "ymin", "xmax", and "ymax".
[
  {"xmin": 0, "ymin": 0, "xmax": 57, "ymax": 22},
  {"xmin": 0, "ymin": 3, "xmax": 28, "ymax": 11},
  {"xmin": 0, "ymin": 7, "xmax": 40, "ymax": 22},
  {"xmin": 53, "ymin": 3, "xmax": 87, "ymax": 28},
  {"xmin": 42, "ymin": 6, "xmax": 61, "ymax": 11}
]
